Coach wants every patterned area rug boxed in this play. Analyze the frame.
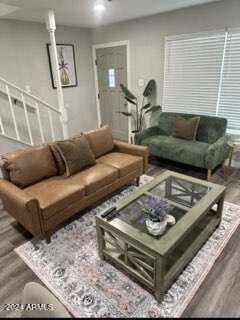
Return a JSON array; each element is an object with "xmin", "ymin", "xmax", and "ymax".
[{"xmin": 15, "ymin": 175, "xmax": 240, "ymax": 318}]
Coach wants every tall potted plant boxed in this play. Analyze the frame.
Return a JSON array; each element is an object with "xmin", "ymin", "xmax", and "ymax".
[{"xmin": 119, "ymin": 79, "xmax": 161, "ymax": 142}]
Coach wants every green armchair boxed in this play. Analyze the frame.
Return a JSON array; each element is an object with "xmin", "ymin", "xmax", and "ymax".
[{"xmin": 135, "ymin": 112, "xmax": 231, "ymax": 180}]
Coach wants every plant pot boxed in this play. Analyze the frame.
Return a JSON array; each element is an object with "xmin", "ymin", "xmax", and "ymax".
[
  {"xmin": 130, "ymin": 130, "xmax": 140, "ymax": 144},
  {"xmin": 146, "ymin": 217, "xmax": 168, "ymax": 236}
]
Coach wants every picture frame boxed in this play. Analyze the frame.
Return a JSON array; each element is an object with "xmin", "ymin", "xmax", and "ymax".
[{"xmin": 47, "ymin": 43, "xmax": 78, "ymax": 89}]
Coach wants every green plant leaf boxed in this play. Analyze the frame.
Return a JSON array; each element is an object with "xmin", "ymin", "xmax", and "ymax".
[
  {"xmin": 125, "ymin": 97, "xmax": 137, "ymax": 105},
  {"xmin": 145, "ymin": 105, "xmax": 161, "ymax": 114},
  {"xmin": 143, "ymin": 79, "xmax": 156, "ymax": 97},
  {"xmin": 141, "ymin": 103, "xmax": 151, "ymax": 110},
  {"xmin": 118, "ymin": 111, "xmax": 133, "ymax": 117},
  {"xmin": 120, "ymin": 84, "xmax": 137, "ymax": 100}
]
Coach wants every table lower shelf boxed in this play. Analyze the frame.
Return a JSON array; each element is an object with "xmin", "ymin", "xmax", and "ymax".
[{"xmin": 98, "ymin": 209, "xmax": 221, "ymax": 302}]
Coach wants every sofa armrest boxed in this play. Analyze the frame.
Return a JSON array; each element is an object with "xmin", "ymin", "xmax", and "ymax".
[
  {"xmin": 0, "ymin": 179, "xmax": 42, "ymax": 235},
  {"xmin": 114, "ymin": 140, "xmax": 149, "ymax": 174},
  {"xmin": 135, "ymin": 126, "xmax": 160, "ymax": 145},
  {"xmin": 205, "ymin": 136, "xmax": 231, "ymax": 170},
  {"xmin": 22, "ymin": 282, "xmax": 71, "ymax": 318}
]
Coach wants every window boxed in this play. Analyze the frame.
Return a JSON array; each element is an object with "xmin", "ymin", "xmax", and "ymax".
[
  {"xmin": 218, "ymin": 29, "xmax": 240, "ymax": 133},
  {"xmin": 108, "ymin": 68, "xmax": 116, "ymax": 88},
  {"xmin": 163, "ymin": 29, "xmax": 240, "ymax": 134}
]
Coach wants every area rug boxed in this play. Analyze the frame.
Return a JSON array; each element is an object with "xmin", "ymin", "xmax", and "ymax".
[{"xmin": 15, "ymin": 175, "xmax": 240, "ymax": 318}]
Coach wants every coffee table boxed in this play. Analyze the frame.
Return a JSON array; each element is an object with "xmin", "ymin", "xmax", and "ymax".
[{"xmin": 96, "ymin": 170, "xmax": 225, "ymax": 302}]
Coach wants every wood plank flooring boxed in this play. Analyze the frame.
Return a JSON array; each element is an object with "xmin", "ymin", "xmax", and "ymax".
[{"xmin": 0, "ymin": 158, "xmax": 240, "ymax": 318}]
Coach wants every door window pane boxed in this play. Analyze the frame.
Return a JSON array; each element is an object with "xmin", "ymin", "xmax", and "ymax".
[{"xmin": 108, "ymin": 68, "xmax": 116, "ymax": 88}]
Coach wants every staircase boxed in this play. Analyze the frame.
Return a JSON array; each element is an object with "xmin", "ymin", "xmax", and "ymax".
[{"xmin": 0, "ymin": 76, "xmax": 65, "ymax": 153}]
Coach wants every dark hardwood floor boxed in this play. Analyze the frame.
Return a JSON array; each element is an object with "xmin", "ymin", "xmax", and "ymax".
[{"xmin": 0, "ymin": 158, "xmax": 240, "ymax": 318}]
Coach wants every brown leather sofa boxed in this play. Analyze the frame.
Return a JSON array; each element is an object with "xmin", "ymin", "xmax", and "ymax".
[{"xmin": 0, "ymin": 126, "xmax": 149, "ymax": 242}]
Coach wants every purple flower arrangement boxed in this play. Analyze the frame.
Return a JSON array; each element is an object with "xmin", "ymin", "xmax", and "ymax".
[{"xmin": 141, "ymin": 195, "xmax": 172, "ymax": 223}]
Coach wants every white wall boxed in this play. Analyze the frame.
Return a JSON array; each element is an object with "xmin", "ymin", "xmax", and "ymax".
[
  {"xmin": 0, "ymin": 19, "xmax": 98, "ymax": 139},
  {"xmin": 91, "ymin": 0, "xmax": 240, "ymax": 114},
  {"xmin": 1, "ymin": 0, "xmax": 240, "ymax": 151}
]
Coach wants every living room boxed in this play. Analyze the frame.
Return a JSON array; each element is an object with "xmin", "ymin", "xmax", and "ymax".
[{"xmin": 0, "ymin": 0, "xmax": 240, "ymax": 318}]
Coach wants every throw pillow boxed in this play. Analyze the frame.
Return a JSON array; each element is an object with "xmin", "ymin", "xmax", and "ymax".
[
  {"xmin": 173, "ymin": 116, "xmax": 200, "ymax": 141},
  {"xmin": 55, "ymin": 136, "xmax": 96, "ymax": 177},
  {"xmin": 84, "ymin": 125, "xmax": 114, "ymax": 158},
  {"xmin": 2, "ymin": 145, "xmax": 58, "ymax": 188},
  {"xmin": 49, "ymin": 143, "xmax": 66, "ymax": 175}
]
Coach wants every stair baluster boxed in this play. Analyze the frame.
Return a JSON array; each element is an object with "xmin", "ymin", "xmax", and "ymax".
[
  {"xmin": 21, "ymin": 93, "xmax": 34, "ymax": 146},
  {"xmin": 5, "ymin": 84, "xmax": 20, "ymax": 140}
]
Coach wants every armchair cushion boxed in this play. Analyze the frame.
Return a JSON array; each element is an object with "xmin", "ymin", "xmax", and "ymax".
[{"xmin": 97, "ymin": 152, "xmax": 143, "ymax": 177}]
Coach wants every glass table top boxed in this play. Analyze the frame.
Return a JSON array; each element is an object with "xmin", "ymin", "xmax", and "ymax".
[{"xmin": 117, "ymin": 175, "xmax": 212, "ymax": 237}]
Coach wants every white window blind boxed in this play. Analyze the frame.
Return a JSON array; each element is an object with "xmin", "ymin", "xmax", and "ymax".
[
  {"xmin": 163, "ymin": 31, "xmax": 226, "ymax": 116},
  {"xmin": 218, "ymin": 29, "xmax": 240, "ymax": 132}
]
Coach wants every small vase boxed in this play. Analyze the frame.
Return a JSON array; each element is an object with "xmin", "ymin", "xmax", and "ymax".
[{"xmin": 146, "ymin": 218, "xmax": 167, "ymax": 236}]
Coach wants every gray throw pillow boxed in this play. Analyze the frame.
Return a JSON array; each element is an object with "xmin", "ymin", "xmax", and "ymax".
[
  {"xmin": 173, "ymin": 116, "xmax": 200, "ymax": 141},
  {"xmin": 55, "ymin": 136, "xmax": 96, "ymax": 177}
]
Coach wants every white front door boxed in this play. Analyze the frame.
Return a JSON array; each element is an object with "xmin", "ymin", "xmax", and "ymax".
[{"xmin": 96, "ymin": 45, "xmax": 128, "ymax": 141}]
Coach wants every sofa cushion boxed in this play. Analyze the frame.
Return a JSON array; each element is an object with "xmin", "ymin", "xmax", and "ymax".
[
  {"xmin": 97, "ymin": 152, "xmax": 143, "ymax": 178},
  {"xmin": 2, "ymin": 145, "xmax": 58, "ymax": 188},
  {"xmin": 173, "ymin": 116, "xmax": 200, "ymax": 141},
  {"xmin": 25, "ymin": 175, "xmax": 85, "ymax": 219},
  {"xmin": 72, "ymin": 163, "xmax": 118, "ymax": 195},
  {"xmin": 142, "ymin": 135, "xmax": 209, "ymax": 168},
  {"xmin": 55, "ymin": 136, "xmax": 96, "ymax": 177},
  {"xmin": 84, "ymin": 125, "xmax": 114, "ymax": 158}
]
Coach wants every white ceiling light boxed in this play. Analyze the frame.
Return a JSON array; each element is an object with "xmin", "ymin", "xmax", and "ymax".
[{"xmin": 93, "ymin": 2, "xmax": 106, "ymax": 14}]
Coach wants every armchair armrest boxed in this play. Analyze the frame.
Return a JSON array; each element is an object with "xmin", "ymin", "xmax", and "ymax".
[
  {"xmin": 114, "ymin": 140, "xmax": 149, "ymax": 173},
  {"xmin": 135, "ymin": 126, "xmax": 160, "ymax": 144},
  {"xmin": 22, "ymin": 282, "xmax": 71, "ymax": 318},
  {"xmin": 0, "ymin": 179, "xmax": 42, "ymax": 235},
  {"xmin": 205, "ymin": 136, "xmax": 231, "ymax": 170}
]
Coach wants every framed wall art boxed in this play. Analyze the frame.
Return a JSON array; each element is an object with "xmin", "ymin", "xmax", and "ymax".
[{"xmin": 47, "ymin": 43, "xmax": 78, "ymax": 89}]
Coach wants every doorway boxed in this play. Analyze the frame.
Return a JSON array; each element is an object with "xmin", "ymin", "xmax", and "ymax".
[{"xmin": 93, "ymin": 41, "xmax": 130, "ymax": 141}]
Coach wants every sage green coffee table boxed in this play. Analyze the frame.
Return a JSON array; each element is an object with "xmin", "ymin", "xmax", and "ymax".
[{"xmin": 96, "ymin": 170, "xmax": 225, "ymax": 303}]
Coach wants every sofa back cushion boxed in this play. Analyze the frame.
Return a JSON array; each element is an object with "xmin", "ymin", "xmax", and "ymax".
[
  {"xmin": 84, "ymin": 125, "xmax": 114, "ymax": 158},
  {"xmin": 55, "ymin": 136, "xmax": 96, "ymax": 177},
  {"xmin": 158, "ymin": 112, "xmax": 227, "ymax": 144},
  {"xmin": 2, "ymin": 145, "xmax": 58, "ymax": 188}
]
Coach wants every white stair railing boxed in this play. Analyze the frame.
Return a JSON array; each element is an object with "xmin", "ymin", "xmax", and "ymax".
[{"xmin": 0, "ymin": 76, "xmax": 65, "ymax": 146}]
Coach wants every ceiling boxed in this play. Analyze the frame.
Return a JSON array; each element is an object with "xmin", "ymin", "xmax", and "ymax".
[{"xmin": 0, "ymin": 0, "xmax": 221, "ymax": 28}]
